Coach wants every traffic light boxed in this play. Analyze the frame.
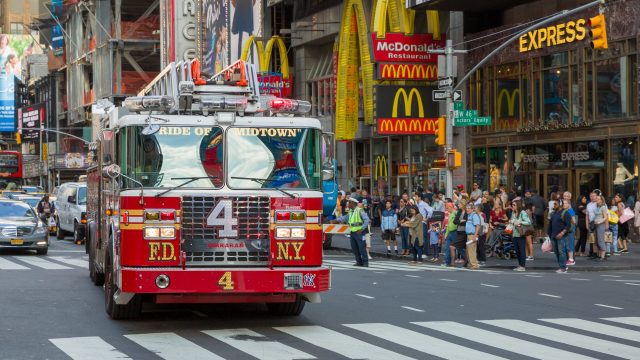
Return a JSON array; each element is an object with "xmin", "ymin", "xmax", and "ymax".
[
  {"xmin": 15, "ymin": 133, "xmax": 21, "ymax": 145},
  {"xmin": 588, "ymin": 14, "xmax": 608, "ymax": 49},
  {"xmin": 447, "ymin": 149, "xmax": 462, "ymax": 169},
  {"xmin": 435, "ymin": 116, "xmax": 446, "ymax": 146}
]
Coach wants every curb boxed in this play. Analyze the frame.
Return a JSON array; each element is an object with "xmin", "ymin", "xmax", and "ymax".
[{"xmin": 327, "ymin": 247, "xmax": 640, "ymax": 272}]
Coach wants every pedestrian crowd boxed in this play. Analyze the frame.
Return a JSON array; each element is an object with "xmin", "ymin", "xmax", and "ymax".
[{"xmin": 333, "ymin": 184, "xmax": 636, "ymax": 273}]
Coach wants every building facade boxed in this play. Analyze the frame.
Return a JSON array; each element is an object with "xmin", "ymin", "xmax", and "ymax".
[{"xmin": 463, "ymin": 0, "xmax": 639, "ymax": 203}]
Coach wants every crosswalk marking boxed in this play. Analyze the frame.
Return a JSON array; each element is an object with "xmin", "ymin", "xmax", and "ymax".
[
  {"xmin": 345, "ymin": 323, "xmax": 508, "ymax": 360},
  {"xmin": 480, "ymin": 319, "xmax": 640, "ymax": 360},
  {"xmin": 15, "ymin": 256, "xmax": 72, "ymax": 269},
  {"xmin": 0, "ymin": 256, "xmax": 29, "ymax": 269},
  {"xmin": 603, "ymin": 317, "xmax": 640, "ymax": 327},
  {"xmin": 322, "ymin": 260, "xmax": 386, "ymax": 271},
  {"xmin": 49, "ymin": 256, "xmax": 89, "ymax": 269},
  {"xmin": 541, "ymin": 318, "xmax": 640, "ymax": 343},
  {"xmin": 274, "ymin": 325, "xmax": 415, "ymax": 360},
  {"xmin": 50, "ymin": 336, "xmax": 132, "ymax": 360},
  {"xmin": 203, "ymin": 328, "xmax": 315, "ymax": 360},
  {"xmin": 124, "ymin": 333, "xmax": 224, "ymax": 360},
  {"xmin": 415, "ymin": 321, "xmax": 598, "ymax": 360}
]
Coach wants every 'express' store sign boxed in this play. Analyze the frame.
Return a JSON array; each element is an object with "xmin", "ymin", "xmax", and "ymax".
[{"xmin": 519, "ymin": 19, "xmax": 587, "ymax": 53}]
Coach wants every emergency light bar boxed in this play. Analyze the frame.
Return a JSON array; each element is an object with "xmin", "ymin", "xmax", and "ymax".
[
  {"xmin": 200, "ymin": 95, "xmax": 248, "ymax": 115},
  {"xmin": 266, "ymin": 98, "xmax": 311, "ymax": 115},
  {"xmin": 124, "ymin": 96, "xmax": 175, "ymax": 113}
]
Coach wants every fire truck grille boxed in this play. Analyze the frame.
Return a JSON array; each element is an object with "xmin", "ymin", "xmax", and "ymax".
[{"xmin": 181, "ymin": 196, "xmax": 271, "ymax": 266}]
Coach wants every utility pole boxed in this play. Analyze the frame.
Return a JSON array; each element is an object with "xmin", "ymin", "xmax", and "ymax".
[{"xmin": 429, "ymin": 0, "xmax": 605, "ymax": 198}]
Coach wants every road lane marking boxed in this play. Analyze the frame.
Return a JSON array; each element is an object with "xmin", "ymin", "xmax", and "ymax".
[
  {"xmin": 525, "ymin": 275, "xmax": 543, "ymax": 278},
  {"xmin": 345, "ymin": 323, "xmax": 507, "ymax": 360},
  {"xmin": 602, "ymin": 317, "xmax": 640, "ymax": 327},
  {"xmin": 570, "ymin": 278, "xmax": 590, "ymax": 281},
  {"xmin": 275, "ymin": 325, "xmax": 414, "ymax": 360},
  {"xmin": 480, "ymin": 319, "xmax": 640, "ymax": 360},
  {"xmin": 594, "ymin": 304, "xmax": 623, "ymax": 310},
  {"xmin": 203, "ymin": 328, "xmax": 315, "ymax": 360},
  {"xmin": 50, "ymin": 336, "xmax": 132, "ymax": 360},
  {"xmin": 0, "ymin": 257, "xmax": 28, "ymax": 269},
  {"xmin": 538, "ymin": 293, "xmax": 561, "ymax": 298},
  {"xmin": 125, "ymin": 333, "xmax": 224, "ymax": 360},
  {"xmin": 614, "ymin": 279, "xmax": 640, "ymax": 282},
  {"xmin": 401, "ymin": 306, "xmax": 424, "ymax": 313},
  {"xmin": 355, "ymin": 294, "xmax": 374, "ymax": 299},
  {"xmin": 49, "ymin": 256, "xmax": 89, "ymax": 269},
  {"xmin": 405, "ymin": 275, "xmax": 420, "ymax": 278},
  {"xmin": 481, "ymin": 283, "xmax": 500, "ymax": 288},
  {"xmin": 14, "ymin": 256, "xmax": 72, "ymax": 270},
  {"xmin": 540, "ymin": 318, "xmax": 640, "ymax": 343},
  {"xmin": 624, "ymin": 283, "xmax": 640, "ymax": 286},
  {"xmin": 440, "ymin": 279, "xmax": 457, "ymax": 282},
  {"xmin": 415, "ymin": 321, "xmax": 597, "ymax": 360},
  {"xmin": 601, "ymin": 275, "xmax": 621, "ymax": 278}
]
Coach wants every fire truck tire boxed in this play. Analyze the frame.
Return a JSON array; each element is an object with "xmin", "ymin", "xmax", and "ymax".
[
  {"xmin": 266, "ymin": 295, "xmax": 306, "ymax": 316},
  {"xmin": 104, "ymin": 251, "xmax": 142, "ymax": 320}
]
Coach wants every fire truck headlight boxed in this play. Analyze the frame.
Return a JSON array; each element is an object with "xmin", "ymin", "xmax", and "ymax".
[
  {"xmin": 160, "ymin": 227, "xmax": 175, "ymax": 239},
  {"xmin": 144, "ymin": 227, "xmax": 160, "ymax": 239},
  {"xmin": 276, "ymin": 227, "xmax": 291, "ymax": 239},
  {"xmin": 291, "ymin": 228, "xmax": 306, "ymax": 239}
]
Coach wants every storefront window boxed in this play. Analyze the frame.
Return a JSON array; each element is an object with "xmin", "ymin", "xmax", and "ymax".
[
  {"xmin": 495, "ymin": 63, "xmax": 520, "ymax": 132},
  {"xmin": 543, "ymin": 68, "xmax": 570, "ymax": 124},
  {"xmin": 535, "ymin": 144, "xmax": 567, "ymax": 170},
  {"xmin": 595, "ymin": 57, "xmax": 625, "ymax": 118},
  {"xmin": 473, "ymin": 148, "xmax": 487, "ymax": 191},
  {"xmin": 372, "ymin": 137, "xmax": 389, "ymax": 196},
  {"xmin": 611, "ymin": 138, "xmax": 638, "ymax": 203},
  {"xmin": 573, "ymin": 141, "xmax": 605, "ymax": 168},
  {"xmin": 487, "ymin": 147, "xmax": 508, "ymax": 193}
]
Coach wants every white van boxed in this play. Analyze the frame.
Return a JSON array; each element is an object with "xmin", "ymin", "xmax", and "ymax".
[{"xmin": 55, "ymin": 182, "xmax": 87, "ymax": 243}]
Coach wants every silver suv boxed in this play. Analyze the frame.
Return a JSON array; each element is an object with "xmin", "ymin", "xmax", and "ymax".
[{"xmin": 55, "ymin": 182, "xmax": 87, "ymax": 243}]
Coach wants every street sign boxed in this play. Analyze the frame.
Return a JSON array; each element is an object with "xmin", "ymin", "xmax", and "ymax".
[
  {"xmin": 437, "ymin": 55, "xmax": 457, "ymax": 77},
  {"xmin": 453, "ymin": 90, "xmax": 462, "ymax": 101},
  {"xmin": 432, "ymin": 90, "xmax": 447, "ymax": 102},
  {"xmin": 438, "ymin": 76, "xmax": 454, "ymax": 89},
  {"xmin": 453, "ymin": 101, "xmax": 464, "ymax": 111},
  {"xmin": 454, "ymin": 114, "xmax": 492, "ymax": 126}
]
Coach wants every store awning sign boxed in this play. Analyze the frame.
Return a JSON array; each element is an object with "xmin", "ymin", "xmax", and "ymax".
[
  {"xmin": 519, "ymin": 18, "xmax": 587, "ymax": 53},
  {"xmin": 371, "ymin": 32, "xmax": 444, "ymax": 63},
  {"xmin": 376, "ymin": 86, "xmax": 438, "ymax": 135}
]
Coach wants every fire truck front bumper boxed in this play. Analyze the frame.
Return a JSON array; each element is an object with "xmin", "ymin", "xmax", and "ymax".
[{"xmin": 120, "ymin": 266, "xmax": 331, "ymax": 301}]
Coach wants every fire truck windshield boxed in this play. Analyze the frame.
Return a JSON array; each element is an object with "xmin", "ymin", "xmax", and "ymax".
[
  {"xmin": 227, "ymin": 127, "xmax": 322, "ymax": 190},
  {"xmin": 121, "ymin": 126, "xmax": 225, "ymax": 189}
]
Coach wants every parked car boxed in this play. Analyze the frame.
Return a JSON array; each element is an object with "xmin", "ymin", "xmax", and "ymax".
[
  {"xmin": 0, "ymin": 199, "xmax": 49, "ymax": 255},
  {"xmin": 21, "ymin": 186, "xmax": 45, "ymax": 195},
  {"xmin": 55, "ymin": 182, "xmax": 87, "ymax": 243},
  {"xmin": 13, "ymin": 195, "xmax": 43, "ymax": 208},
  {"xmin": 1, "ymin": 190, "xmax": 26, "ymax": 199}
]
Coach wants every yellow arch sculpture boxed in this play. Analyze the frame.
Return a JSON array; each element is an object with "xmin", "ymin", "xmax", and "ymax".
[
  {"xmin": 241, "ymin": 35, "xmax": 290, "ymax": 79},
  {"xmin": 371, "ymin": 0, "xmax": 440, "ymax": 39},
  {"xmin": 335, "ymin": 0, "xmax": 374, "ymax": 140}
]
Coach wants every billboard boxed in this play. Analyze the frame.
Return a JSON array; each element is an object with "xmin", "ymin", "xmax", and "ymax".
[
  {"xmin": 375, "ymin": 86, "xmax": 438, "ymax": 135},
  {"xmin": 51, "ymin": 0, "xmax": 64, "ymax": 56},
  {"xmin": 17, "ymin": 103, "xmax": 45, "ymax": 142},
  {"xmin": 230, "ymin": 0, "xmax": 263, "ymax": 63},
  {"xmin": 202, "ymin": 0, "xmax": 229, "ymax": 75},
  {"xmin": 0, "ymin": 34, "xmax": 33, "ymax": 132},
  {"xmin": 371, "ymin": 33, "xmax": 444, "ymax": 63}
]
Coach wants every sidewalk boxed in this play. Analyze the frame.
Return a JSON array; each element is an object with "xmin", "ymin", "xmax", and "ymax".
[{"xmin": 329, "ymin": 227, "xmax": 640, "ymax": 271}]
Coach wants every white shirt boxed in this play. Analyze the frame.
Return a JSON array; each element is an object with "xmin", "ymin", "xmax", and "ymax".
[{"xmin": 586, "ymin": 201, "xmax": 598, "ymax": 223}]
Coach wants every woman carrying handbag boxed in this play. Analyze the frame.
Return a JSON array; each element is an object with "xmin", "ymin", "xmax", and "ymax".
[{"xmin": 509, "ymin": 199, "xmax": 532, "ymax": 272}]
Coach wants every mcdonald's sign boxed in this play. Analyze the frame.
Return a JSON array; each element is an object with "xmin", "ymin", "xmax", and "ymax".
[
  {"xmin": 242, "ymin": 35, "xmax": 292, "ymax": 97},
  {"xmin": 371, "ymin": 32, "xmax": 445, "ymax": 63},
  {"xmin": 375, "ymin": 155, "xmax": 388, "ymax": 179},
  {"xmin": 497, "ymin": 87, "xmax": 520, "ymax": 119},
  {"xmin": 376, "ymin": 86, "xmax": 438, "ymax": 135},
  {"xmin": 397, "ymin": 163, "xmax": 417, "ymax": 175},
  {"xmin": 378, "ymin": 63, "xmax": 437, "ymax": 80}
]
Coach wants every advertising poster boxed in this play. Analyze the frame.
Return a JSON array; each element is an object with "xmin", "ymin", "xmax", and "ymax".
[
  {"xmin": 51, "ymin": 0, "xmax": 64, "ymax": 55},
  {"xmin": 230, "ymin": 0, "xmax": 263, "ymax": 63},
  {"xmin": 0, "ymin": 34, "xmax": 33, "ymax": 132},
  {"xmin": 202, "ymin": 0, "xmax": 229, "ymax": 75},
  {"xmin": 17, "ymin": 103, "xmax": 44, "ymax": 142}
]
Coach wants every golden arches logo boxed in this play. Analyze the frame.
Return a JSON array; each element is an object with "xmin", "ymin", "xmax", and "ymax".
[
  {"xmin": 375, "ymin": 155, "xmax": 388, "ymax": 179},
  {"xmin": 497, "ymin": 88, "xmax": 520, "ymax": 118},
  {"xmin": 380, "ymin": 63, "xmax": 437, "ymax": 80},
  {"xmin": 241, "ymin": 35, "xmax": 289, "ymax": 79},
  {"xmin": 372, "ymin": 0, "xmax": 439, "ymax": 38},
  {"xmin": 392, "ymin": 88, "xmax": 424, "ymax": 118}
]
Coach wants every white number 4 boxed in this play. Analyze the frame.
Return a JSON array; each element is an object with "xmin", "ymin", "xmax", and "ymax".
[{"xmin": 206, "ymin": 199, "xmax": 238, "ymax": 238}]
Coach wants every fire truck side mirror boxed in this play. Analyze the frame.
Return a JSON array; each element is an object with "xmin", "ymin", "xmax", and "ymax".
[
  {"xmin": 102, "ymin": 164, "xmax": 121, "ymax": 179},
  {"xmin": 322, "ymin": 168, "xmax": 334, "ymax": 181}
]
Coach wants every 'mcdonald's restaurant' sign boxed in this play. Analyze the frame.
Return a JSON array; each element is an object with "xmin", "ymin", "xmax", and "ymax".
[{"xmin": 372, "ymin": 33, "xmax": 445, "ymax": 63}]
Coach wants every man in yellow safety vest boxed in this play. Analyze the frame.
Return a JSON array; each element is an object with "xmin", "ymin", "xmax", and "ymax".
[{"xmin": 332, "ymin": 197, "xmax": 371, "ymax": 267}]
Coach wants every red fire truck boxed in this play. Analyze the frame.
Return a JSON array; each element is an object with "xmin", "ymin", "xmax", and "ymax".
[{"xmin": 87, "ymin": 59, "xmax": 331, "ymax": 319}]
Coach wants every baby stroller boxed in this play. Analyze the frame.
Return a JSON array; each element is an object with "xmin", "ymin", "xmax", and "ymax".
[{"xmin": 486, "ymin": 223, "xmax": 516, "ymax": 260}]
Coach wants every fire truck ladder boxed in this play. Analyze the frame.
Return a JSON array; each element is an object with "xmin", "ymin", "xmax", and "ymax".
[{"xmin": 137, "ymin": 59, "xmax": 262, "ymax": 115}]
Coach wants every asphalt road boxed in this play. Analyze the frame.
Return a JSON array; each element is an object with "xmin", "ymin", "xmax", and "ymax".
[{"xmin": 1, "ymin": 240, "xmax": 640, "ymax": 360}]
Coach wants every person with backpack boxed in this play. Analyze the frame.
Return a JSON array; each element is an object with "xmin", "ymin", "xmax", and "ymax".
[
  {"xmin": 380, "ymin": 200, "xmax": 399, "ymax": 257},
  {"xmin": 548, "ymin": 199, "xmax": 573, "ymax": 273}
]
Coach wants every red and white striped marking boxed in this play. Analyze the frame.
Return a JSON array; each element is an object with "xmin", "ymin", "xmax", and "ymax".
[{"xmin": 323, "ymin": 224, "xmax": 351, "ymax": 234}]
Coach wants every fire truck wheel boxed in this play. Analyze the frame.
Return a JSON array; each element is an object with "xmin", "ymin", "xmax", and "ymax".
[
  {"xmin": 266, "ymin": 295, "xmax": 306, "ymax": 316},
  {"xmin": 104, "ymin": 251, "xmax": 142, "ymax": 320}
]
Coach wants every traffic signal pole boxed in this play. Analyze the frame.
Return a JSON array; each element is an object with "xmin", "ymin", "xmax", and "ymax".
[{"xmin": 429, "ymin": 0, "xmax": 605, "ymax": 198}]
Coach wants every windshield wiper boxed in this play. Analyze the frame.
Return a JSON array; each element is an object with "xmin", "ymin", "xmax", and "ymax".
[
  {"xmin": 231, "ymin": 176, "xmax": 296, "ymax": 199},
  {"xmin": 155, "ymin": 176, "xmax": 220, "ymax": 197}
]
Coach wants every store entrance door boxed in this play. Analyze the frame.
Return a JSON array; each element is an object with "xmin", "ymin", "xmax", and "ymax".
[
  {"xmin": 537, "ymin": 171, "xmax": 572, "ymax": 199},
  {"xmin": 575, "ymin": 170, "xmax": 604, "ymax": 199}
]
